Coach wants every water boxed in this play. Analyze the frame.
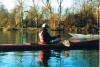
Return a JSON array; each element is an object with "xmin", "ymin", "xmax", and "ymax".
[
  {"xmin": 0, "ymin": 31, "xmax": 38, "ymax": 44},
  {"xmin": 0, "ymin": 50, "xmax": 98, "ymax": 67},
  {"xmin": 0, "ymin": 31, "xmax": 98, "ymax": 44},
  {"xmin": 0, "ymin": 31, "xmax": 99, "ymax": 67},
  {"xmin": 0, "ymin": 31, "xmax": 60, "ymax": 44}
]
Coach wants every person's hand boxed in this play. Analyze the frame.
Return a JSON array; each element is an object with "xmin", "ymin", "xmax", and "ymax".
[{"xmin": 62, "ymin": 40, "xmax": 70, "ymax": 47}]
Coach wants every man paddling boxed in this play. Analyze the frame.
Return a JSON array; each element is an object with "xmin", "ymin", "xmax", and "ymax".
[
  {"xmin": 38, "ymin": 23, "xmax": 61, "ymax": 67},
  {"xmin": 38, "ymin": 23, "xmax": 61, "ymax": 44}
]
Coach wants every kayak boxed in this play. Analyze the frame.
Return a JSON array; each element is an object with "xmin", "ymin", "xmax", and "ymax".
[
  {"xmin": 0, "ymin": 39, "xmax": 99, "ymax": 52},
  {"xmin": 69, "ymin": 33, "xmax": 99, "ymax": 40}
]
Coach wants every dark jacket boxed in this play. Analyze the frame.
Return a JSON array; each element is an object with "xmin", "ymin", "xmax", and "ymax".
[{"xmin": 38, "ymin": 28, "xmax": 61, "ymax": 44}]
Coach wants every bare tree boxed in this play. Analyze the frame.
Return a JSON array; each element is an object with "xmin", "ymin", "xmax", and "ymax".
[
  {"xmin": 32, "ymin": 0, "xmax": 40, "ymax": 27},
  {"xmin": 56, "ymin": 0, "xmax": 63, "ymax": 30},
  {"xmin": 15, "ymin": 0, "xmax": 24, "ymax": 29}
]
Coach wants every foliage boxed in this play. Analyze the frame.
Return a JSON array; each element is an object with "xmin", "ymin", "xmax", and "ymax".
[
  {"xmin": 0, "ymin": 4, "xmax": 9, "ymax": 27},
  {"xmin": 0, "ymin": 0, "xmax": 99, "ymax": 34}
]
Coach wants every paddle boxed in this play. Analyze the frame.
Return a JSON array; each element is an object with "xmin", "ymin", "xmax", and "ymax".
[{"xmin": 50, "ymin": 35, "xmax": 71, "ymax": 47}]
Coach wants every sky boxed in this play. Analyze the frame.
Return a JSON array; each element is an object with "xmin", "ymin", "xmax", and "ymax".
[
  {"xmin": 0, "ymin": 0, "xmax": 73, "ymax": 12},
  {"xmin": 0, "ymin": 0, "xmax": 16, "ymax": 10}
]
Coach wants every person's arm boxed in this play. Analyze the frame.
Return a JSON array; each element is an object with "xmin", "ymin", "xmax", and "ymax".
[
  {"xmin": 43, "ymin": 31, "xmax": 61, "ymax": 44},
  {"xmin": 43, "ymin": 31, "xmax": 52, "ymax": 44},
  {"xmin": 50, "ymin": 35, "xmax": 61, "ymax": 43}
]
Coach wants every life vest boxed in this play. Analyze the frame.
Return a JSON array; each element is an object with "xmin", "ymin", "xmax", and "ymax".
[
  {"xmin": 38, "ymin": 31, "xmax": 45, "ymax": 45},
  {"xmin": 38, "ymin": 51, "xmax": 44, "ymax": 64}
]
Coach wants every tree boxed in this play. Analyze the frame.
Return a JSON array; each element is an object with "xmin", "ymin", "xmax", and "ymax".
[
  {"xmin": 56, "ymin": 0, "xmax": 63, "ymax": 29},
  {"xmin": 15, "ymin": 0, "xmax": 24, "ymax": 29},
  {"xmin": 0, "ymin": 4, "xmax": 9, "ymax": 27}
]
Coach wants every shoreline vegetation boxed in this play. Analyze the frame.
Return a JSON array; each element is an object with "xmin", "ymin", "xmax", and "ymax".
[
  {"xmin": 0, "ymin": 0, "xmax": 99, "ymax": 35},
  {"xmin": 0, "ymin": 26, "xmax": 99, "ymax": 35}
]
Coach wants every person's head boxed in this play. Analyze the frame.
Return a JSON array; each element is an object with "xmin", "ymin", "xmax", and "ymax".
[
  {"xmin": 42, "ymin": 23, "xmax": 49, "ymax": 31},
  {"xmin": 42, "ymin": 23, "xmax": 48, "ymax": 28}
]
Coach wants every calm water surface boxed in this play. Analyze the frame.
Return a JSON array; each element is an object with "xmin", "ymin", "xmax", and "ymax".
[
  {"xmin": 0, "ymin": 50, "xmax": 98, "ymax": 67},
  {"xmin": 0, "ymin": 31, "xmax": 38, "ymax": 44},
  {"xmin": 0, "ymin": 31, "xmax": 99, "ymax": 67}
]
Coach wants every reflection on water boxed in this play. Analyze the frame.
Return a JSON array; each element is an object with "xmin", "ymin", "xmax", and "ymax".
[
  {"xmin": 0, "ymin": 31, "xmax": 99, "ymax": 67},
  {"xmin": 0, "ymin": 31, "xmax": 38, "ymax": 44},
  {"xmin": 0, "ymin": 31, "xmax": 98, "ymax": 44},
  {"xmin": 0, "ymin": 50, "xmax": 98, "ymax": 67},
  {"xmin": 0, "ymin": 31, "xmax": 60, "ymax": 44}
]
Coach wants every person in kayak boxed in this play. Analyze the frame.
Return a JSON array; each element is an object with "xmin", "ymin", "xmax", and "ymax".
[
  {"xmin": 38, "ymin": 23, "xmax": 61, "ymax": 44},
  {"xmin": 38, "ymin": 23, "xmax": 61, "ymax": 67}
]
